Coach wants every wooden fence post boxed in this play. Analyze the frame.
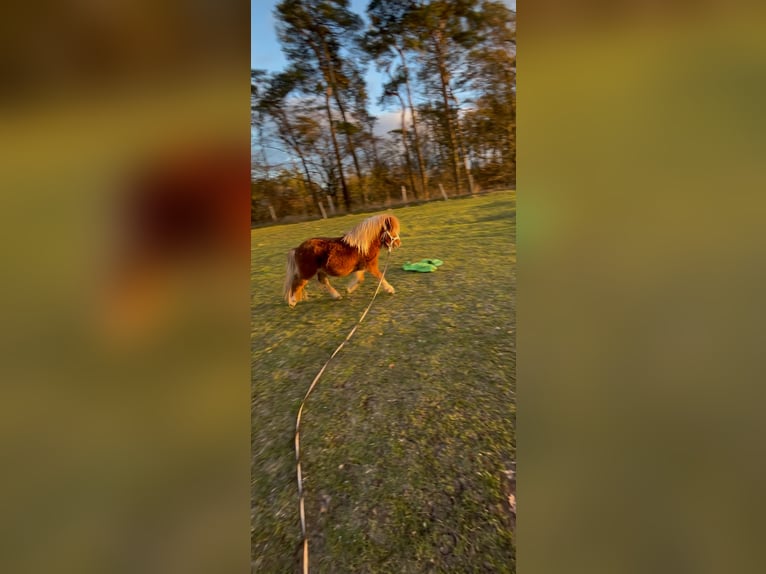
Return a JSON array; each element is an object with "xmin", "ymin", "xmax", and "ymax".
[{"xmin": 465, "ymin": 157, "xmax": 475, "ymax": 195}]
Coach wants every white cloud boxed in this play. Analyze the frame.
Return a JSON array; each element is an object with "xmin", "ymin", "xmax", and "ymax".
[{"xmin": 373, "ymin": 108, "xmax": 411, "ymax": 136}]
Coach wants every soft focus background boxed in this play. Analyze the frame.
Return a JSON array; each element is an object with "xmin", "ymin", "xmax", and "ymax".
[
  {"xmin": 0, "ymin": 2, "xmax": 250, "ymax": 573},
  {"xmin": 4, "ymin": 1, "xmax": 766, "ymax": 573},
  {"xmin": 521, "ymin": 1, "xmax": 766, "ymax": 573}
]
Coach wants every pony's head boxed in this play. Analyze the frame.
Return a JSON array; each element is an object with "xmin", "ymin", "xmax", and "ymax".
[
  {"xmin": 343, "ymin": 213, "xmax": 402, "ymax": 255},
  {"xmin": 381, "ymin": 215, "xmax": 401, "ymax": 251}
]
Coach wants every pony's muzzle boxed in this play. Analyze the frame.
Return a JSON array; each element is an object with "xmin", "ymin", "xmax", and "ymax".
[{"xmin": 384, "ymin": 230, "xmax": 401, "ymax": 250}]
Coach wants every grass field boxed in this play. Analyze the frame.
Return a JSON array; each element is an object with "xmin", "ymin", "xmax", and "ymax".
[{"xmin": 252, "ymin": 190, "xmax": 516, "ymax": 573}]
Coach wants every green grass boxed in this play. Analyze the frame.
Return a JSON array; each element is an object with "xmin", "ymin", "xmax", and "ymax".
[{"xmin": 252, "ymin": 191, "xmax": 516, "ymax": 573}]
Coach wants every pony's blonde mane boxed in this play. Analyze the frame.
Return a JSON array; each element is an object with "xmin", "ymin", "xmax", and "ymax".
[{"xmin": 342, "ymin": 214, "xmax": 399, "ymax": 256}]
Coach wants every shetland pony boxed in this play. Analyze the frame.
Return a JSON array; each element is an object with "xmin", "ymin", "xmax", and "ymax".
[{"xmin": 283, "ymin": 214, "xmax": 401, "ymax": 307}]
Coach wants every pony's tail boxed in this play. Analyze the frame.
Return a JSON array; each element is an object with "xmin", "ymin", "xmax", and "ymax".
[{"xmin": 283, "ymin": 249, "xmax": 299, "ymax": 305}]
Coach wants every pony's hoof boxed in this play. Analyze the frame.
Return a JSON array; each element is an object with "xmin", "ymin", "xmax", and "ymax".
[{"xmin": 385, "ymin": 287, "xmax": 395, "ymax": 295}]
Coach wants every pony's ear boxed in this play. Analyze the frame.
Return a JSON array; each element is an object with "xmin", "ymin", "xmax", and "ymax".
[{"xmin": 384, "ymin": 216, "xmax": 392, "ymax": 230}]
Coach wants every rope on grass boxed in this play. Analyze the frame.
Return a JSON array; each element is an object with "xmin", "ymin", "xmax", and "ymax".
[{"xmin": 295, "ymin": 249, "xmax": 392, "ymax": 574}]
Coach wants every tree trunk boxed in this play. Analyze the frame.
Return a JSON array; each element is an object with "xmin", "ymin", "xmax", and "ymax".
[
  {"xmin": 433, "ymin": 32, "xmax": 462, "ymax": 195},
  {"xmin": 396, "ymin": 46, "xmax": 428, "ymax": 198},
  {"xmin": 321, "ymin": 40, "xmax": 367, "ymax": 205},
  {"xmin": 333, "ymin": 91, "xmax": 367, "ymax": 204},
  {"xmin": 397, "ymin": 91, "xmax": 418, "ymax": 199},
  {"xmin": 439, "ymin": 75, "xmax": 462, "ymax": 194},
  {"xmin": 296, "ymin": 155, "xmax": 320, "ymax": 214},
  {"xmin": 365, "ymin": 119, "xmax": 382, "ymax": 204},
  {"xmin": 449, "ymin": 88, "xmax": 474, "ymax": 194},
  {"xmin": 508, "ymin": 92, "xmax": 516, "ymax": 185},
  {"xmin": 324, "ymin": 87, "xmax": 352, "ymax": 211},
  {"xmin": 275, "ymin": 108, "xmax": 323, "ymax": 214}
]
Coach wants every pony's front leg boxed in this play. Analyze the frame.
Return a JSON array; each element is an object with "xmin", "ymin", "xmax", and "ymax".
[
  {"xmin": 368, "ymin": 265, "xmax": 395, "ymax": 295},
  {"xmin": 317, "ymin": 271, "xmax": 342, "ymax": 300},
  {"xmin": 346, "ymin": 271, "xmax": 365, "ymax": 293}
]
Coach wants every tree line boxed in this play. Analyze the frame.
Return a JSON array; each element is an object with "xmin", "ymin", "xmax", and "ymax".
[{"xmin": 251, "ymin": 0, "xmax": 515, "ymax": 223}]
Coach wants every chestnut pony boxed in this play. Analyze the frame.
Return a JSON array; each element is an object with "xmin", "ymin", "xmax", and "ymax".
[{"xmin": 283, "ymin": 214, "xmax": 401, "ymax": 307}]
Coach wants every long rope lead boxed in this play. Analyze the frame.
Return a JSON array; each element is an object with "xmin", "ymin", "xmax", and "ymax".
[{"xmin": 294, "ymin": 249, "xmax": 392, "ymax": 574}]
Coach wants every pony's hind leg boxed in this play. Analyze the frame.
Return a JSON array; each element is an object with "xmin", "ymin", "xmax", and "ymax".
[
  {"xmin": 317, "ymin": 271, "xmax": 342, "ymax": 300},
  {"xmin": 285, "ymin": 245, "xmax": 320, "ymax": 307},
  {"xmin": 290, "ymin": 277, "xmax": 309, "ymax": 306},
  {"xmin": 284, "ymin": 249, "xmax": 308, "ymax": 307},
  {"xmin": 346, "ymin": 270, "xmax": 365, "ymax": 293}
]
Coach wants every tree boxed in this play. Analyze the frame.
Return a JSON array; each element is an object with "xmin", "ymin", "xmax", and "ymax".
[
  {"xmin": 463, "ymin": 3, "xmax": 516, "ymax": 187},
  {"xmin": 251, "ymin": 69, "xmax": 272, "ymax": 181},
  {"xmin": 255, "ymin": 69, "xmax": 324, "ymax": 214},
  {"xmin": 407, "ymin": 0, "xmax": 481, "ymax": 194},
  {"xmin": 364, "ymin": 0, "xmax": 429, "ymax": 197},
  {"xmin": 381, "ymin": 77, "xmax": 418, "ymax": 198},
  {"xmin": 275, "ymin": 0, "xmax": 369, "ymax": 211}
]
